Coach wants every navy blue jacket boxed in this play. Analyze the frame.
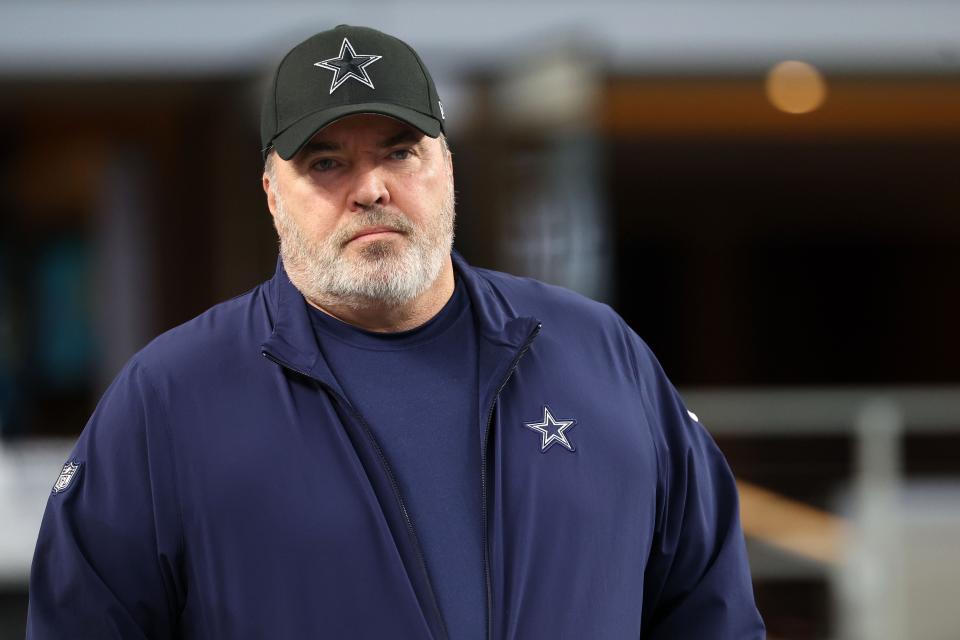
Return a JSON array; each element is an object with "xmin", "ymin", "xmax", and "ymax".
[{"xmin": 28, "ymin": 252, "xmax": 764, "ymax": 639}]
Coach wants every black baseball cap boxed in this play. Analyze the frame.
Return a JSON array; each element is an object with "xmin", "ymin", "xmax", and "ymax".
[{"xmin": 261, "ymin": 25, "xmax": 446, "ymax": 160}]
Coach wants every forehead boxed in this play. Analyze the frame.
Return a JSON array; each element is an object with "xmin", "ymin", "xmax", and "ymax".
[{"xmin": 307, "ymin": 114, "xmax": 422, "ymax": 147}]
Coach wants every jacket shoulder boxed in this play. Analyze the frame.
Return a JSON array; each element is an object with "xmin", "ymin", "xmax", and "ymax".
[
  {"xmin": 129, "ymin": 283, "xmax": 270, "ymax": 381},
  {"xmin": 471, "ymin": 265, "xmax": 667, "ymax": 381},
  {"xmin": 473, "ymin": 266, "xmax": 626, "ymax": 333}
]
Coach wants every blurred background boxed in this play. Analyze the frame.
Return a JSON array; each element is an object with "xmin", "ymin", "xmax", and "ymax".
[{"xmin": 1, "ymin": 1, "xmax": 959, "ymax": 638}]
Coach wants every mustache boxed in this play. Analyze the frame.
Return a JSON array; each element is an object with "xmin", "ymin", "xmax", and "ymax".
[{"xmin": 333, "ymin": 207, "xmax": 415, "ymax": 248}]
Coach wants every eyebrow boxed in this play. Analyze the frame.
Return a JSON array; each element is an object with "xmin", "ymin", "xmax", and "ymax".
[
  {"xmin": 301, "ymin": 140, "xmax": 340, "ymax": 154},
  {"xmin": 379, "ymin": 129, "xmax": 423, "ymax": 148}
]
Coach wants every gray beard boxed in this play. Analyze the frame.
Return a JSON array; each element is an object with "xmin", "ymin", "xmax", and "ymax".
[{"xmin": 271, "ymin": 184, "xmax": 455, "ymax": 310}]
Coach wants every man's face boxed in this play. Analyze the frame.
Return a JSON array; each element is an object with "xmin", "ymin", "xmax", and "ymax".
[{"xmin": 263, "ymin": 114, "xmax": 455, "ymax": 309}]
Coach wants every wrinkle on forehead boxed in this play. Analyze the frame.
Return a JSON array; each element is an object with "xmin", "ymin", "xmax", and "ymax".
[
  {"xmin": 305, "ymin": 114, "xmax": 421, "ymax": 148},
  {"xmin": 301, "ymin": 127, "xmax": 423, "ymax": 155}
]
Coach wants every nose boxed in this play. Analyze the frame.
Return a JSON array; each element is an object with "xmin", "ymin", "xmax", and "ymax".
[{"xmin": 348, "ymin": 165, "xmax": 390, "ymax": 211}]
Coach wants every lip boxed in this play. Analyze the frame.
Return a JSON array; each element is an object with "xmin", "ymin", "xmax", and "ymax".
[{"xmin": 348, "ymin": 226, "xmax": 404, "ymax": 243}]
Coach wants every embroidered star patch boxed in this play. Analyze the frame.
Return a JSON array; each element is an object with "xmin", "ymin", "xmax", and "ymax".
[
  {"xmin": 314, "ymin": 37, "xmax": 382, "ymax": 94},
  {"xmin": 524, "ymin": 405, "xmax": 577, "ymax": 453}
]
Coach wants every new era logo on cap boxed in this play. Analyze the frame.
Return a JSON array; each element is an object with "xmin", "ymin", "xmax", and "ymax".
[{"xmin": 261, "ymin": 25, "xmax": 446, "ymax": 160}]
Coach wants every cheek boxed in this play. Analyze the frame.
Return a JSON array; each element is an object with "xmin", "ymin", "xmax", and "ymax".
[
  {"xmin": 283, "ymin": 183, "xmax": 341, "ymax": 227},
  {"xmin": 283, "ymin": 202, "xmax": 341, "ymax": 245},
  {"xmin": 396, "ymin": 170, "xmax": 450, "ymax": 217}
]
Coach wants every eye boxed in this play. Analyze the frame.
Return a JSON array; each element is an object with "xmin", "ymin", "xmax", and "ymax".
[
  {"xmin": 311, "ymin": 157, "xmax": 340, "ymax": 172},
  {"xmin": 389, "ymin": 148, "xmax": 413, "ymax": 161}
]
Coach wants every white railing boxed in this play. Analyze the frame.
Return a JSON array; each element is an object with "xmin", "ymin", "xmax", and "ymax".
[{"xmin": 685, "ymin": 386, "xmax": 960, "ymax": 640}]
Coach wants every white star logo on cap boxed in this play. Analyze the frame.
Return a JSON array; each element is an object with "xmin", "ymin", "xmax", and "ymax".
[
  {"xmin": 524, "ymin": 405, "xmax": 577, "ymax": 453},
  {"xmin": 315, "ymin": 38, "xmax": 383, "ymax": 94}
]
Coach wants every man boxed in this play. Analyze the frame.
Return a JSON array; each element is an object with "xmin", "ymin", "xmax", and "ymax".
[{"xmin": 28, "ymin": 25, "xmax": 764, "ymax": 639}]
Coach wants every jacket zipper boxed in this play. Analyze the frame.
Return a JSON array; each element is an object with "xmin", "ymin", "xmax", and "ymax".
[
  {"xmin": 480, "ymin": 322, "xmax": 542, "ymax": 640},
  {"xmin": 262, "ymin": 351, "xmax": 448, "ymax": 640}
]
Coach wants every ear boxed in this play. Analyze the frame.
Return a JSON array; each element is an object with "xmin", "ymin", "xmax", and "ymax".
[
  {"xmin": 443, "ymin": 144, "xmax": 454, "ymax": 180},
  {"xmin": 262, "ymin": 172, "xmax": 277, "ymax": 218}
]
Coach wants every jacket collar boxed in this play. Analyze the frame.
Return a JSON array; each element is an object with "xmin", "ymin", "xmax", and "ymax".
[
  {"xmin": 260, "ymin": 255, "xmax": 321, "ymax": 379},
  {"xmin": 260, "ymin": 251, "xmax": 540, "ymax": 385},
  {"xmin": 450, "ymin": 250, "xmax": 541, "ymax": 348}
]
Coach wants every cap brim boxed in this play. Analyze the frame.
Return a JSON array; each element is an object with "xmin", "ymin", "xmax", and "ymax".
[{"xmin": 270, "ymin": 102, "xmax": 442, "ymax": 160}]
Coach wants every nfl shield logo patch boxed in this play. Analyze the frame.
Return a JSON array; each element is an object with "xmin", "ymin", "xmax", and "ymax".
[{"xmin": 52, "ymin": 461, "xmax": 81, "ymax": 495}]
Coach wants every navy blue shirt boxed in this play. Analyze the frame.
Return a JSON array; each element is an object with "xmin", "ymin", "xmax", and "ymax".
[{"xmin": 307, "ymin": 276, "xmax": 484, "ymax": 640}]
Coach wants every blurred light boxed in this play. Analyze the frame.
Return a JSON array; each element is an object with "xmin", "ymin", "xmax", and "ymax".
[
  {"xmin": 494, "ymin": 49, "xmax": 599, "ymax": 132},
  {"xmin": 765, "ymin": 60, "xmax": 827, "ymax": 114}
]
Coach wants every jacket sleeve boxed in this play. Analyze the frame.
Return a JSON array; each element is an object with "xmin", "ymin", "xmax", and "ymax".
[
  {"xmin": 27, "ymin": 358, "xmax": 184, "ymax": 639},
  {"xmin": 628, "ymin": 330, "xmax": 766, "ymax": 639}
]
